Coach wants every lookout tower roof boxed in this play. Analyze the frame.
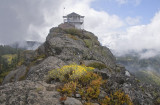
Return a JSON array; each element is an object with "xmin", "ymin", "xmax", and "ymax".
[{"xmin": 63, "ymin": 12, "xmax": 84, "ymax": 18}]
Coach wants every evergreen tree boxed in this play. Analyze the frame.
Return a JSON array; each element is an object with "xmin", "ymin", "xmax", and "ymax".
[{"xmin": 0, "ymin": 55, "xmax": 2, "ymax": 73}]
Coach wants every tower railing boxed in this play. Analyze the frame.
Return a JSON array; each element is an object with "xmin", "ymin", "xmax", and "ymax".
[{"xmin": 63, "ymin": 19, "xmax": 84, "ymax": 23}]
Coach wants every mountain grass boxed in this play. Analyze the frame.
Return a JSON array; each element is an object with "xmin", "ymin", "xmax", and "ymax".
[{"xmin": 135, "ymin": 70, "xmax": 160, "ymax": 86}]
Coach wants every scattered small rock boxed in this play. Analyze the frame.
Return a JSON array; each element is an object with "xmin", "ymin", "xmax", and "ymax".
[
  {"xmin": 64, "ymin": 97, "xmax": 82, "ymax": 105},
  {"xmin": 46, "ymin": 85, "xmax": 56, "ymax": 91},
  {"xmin": 75, "ymin": 94, "xmax": 81, "ymax": 98},
  {"xmin": 92, "ymin": 103, "xmax": 99, "ymax": 105},
  {"xmin": 99, "ymin": 90, "xmax": 107, "ymax": 98},
  {"xmin": 125, "ymin": 71, "xmax": 131, "ymax": 77}
]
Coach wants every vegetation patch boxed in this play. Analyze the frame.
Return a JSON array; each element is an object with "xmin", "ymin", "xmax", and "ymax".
[
  {"xmin": 87, "ymin": 62, "xmax": 107, "ymax": 70},
  {"xmin": 0, "ymin": 45, "xmax": 24, "ymax": 83},
  {"xmin": 2, "ymin": 54, "xmax": 17, "ymax": 64},
  {"xmin": 33, "ymin": 54, "xmax": 45, "ymax": 61},
  {"xmin": 17, "ymin": 58, "xmax": 24, "ymax": 66},
  {"xmin": 48, "ymin": 64, "xmax": 132, "ymax": 104},
  {"xmin": 154, "ymin": 97, "xmax": 160, "ymax": 105},
  {"xmin": 64, "ymin": 28, "xmax": 83, "ymax": 38},
  {"xmin": 84, "ymin": 39, "xmax": 92, "ymax": 48},
  {"xmin": 36, "ymin": 87, "xmax": 44, "ymax": 92},
  {"xmin": 67, "ymin": 34, "xmax": 78, "ymax": 40},
  {"xmin": 58, "ymin": 81, "xmax": 77, "ymax": 96},
  {"xmin": 18, "ymin": 73, "xmax": 27, "ymax": 81},
  {"xmin": 100, "ymin": 90, "xmax": 133, "ymax": 105},
  {"xmin": 78, "ymin": 72, "xmax": 104, "ymax": 100},
  {"xmin": 135, "ymin": 70, "xmax": 160, "ymax": 86},
  {"xmin": 48, "ymin": 64, "xmax": 94, "ymax": 82},
  {"xmin": 0, "ymin": 71, "xmax": 10, "ymax": 84}
]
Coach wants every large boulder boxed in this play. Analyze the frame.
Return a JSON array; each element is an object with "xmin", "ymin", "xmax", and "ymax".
[
  {"xmin": 0, "ymin": 80, "xmax": 61, "ymax": 105},
  {"xmin": 38, "ymin": 26, "xmax": 116, "ymax": 69},
  {"xmin": 26, "ymin": 56, "xmax": 66, "ymax": 81},
  {"xmin": 64, "ymin": 97, "xmax": 82, "ymax": 105}
]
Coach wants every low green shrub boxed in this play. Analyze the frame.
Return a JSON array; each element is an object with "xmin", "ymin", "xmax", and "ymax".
[
  {"xmin": 34, "ymin": 54, "xmax": 45, "ymax": 61},
  {"xmin": 87, "ymin": 62, "xmax": 107, "ymax": 70},
  {"xmin": 154, "ymin": 97, "xmax": 160, "ymax": 105},
  {"xmin": 84, "ymin": 39, "xmax": 92, "ymax": 48},
  {"xmin": 36, "ymin": 87, "xmax": 43, "ymax": 92},
  {"xmin": 64, "ymin": 28, "xmax": 83, "ymax": 38},
  {"xmin": 57, "ymin": 81, "xmax": 77, "ymax": 96},
  {"xmin": 67, "ymin": 34, "xmax": 78, "ymax": 40},
  {"xmin": 19, "ymin": 74, "xmax": 26, "ymax": 81},
  {"xmin": 0, "ymin": 71, "xmax": 10, "ymax": 84}
]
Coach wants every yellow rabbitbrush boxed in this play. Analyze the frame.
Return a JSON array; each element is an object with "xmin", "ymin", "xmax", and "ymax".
[
  {"xmin": 48, "ymin": 64, "xmax": 94, "ymax": 82},
  {"xmin": 48, "ymin": 64, "xmax": 133, "ymax": 105}
]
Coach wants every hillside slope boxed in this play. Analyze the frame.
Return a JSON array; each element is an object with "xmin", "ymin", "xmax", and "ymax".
[
  {"xmin": 0, "ymin": 45, "xmax": 24, "ymax": 84},
  {"xmin": 135, "ymin": 70, "xmax": 160, "ymax": 86},
  {"xmin": 117, "ymin": 54, "xmax": 160, "ymax": 86}
]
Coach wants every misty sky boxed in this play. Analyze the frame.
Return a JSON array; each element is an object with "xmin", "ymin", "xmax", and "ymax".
[{"xmin": 0, "ymin": 0, "xmax": 160, "ymax": 58}]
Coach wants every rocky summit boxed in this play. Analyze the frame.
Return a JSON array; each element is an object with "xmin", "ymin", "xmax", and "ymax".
[{"xmin": 0, "ymin": 23, "xmax": 160, "ymax": 105}]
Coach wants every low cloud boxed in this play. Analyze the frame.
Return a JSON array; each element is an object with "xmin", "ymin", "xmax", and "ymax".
[
  {"xmin": 116, "ymin": 0, "xmax": 128, "ymax": 5},
  {"xmin": 125, "ymin": 16, "xmax": 141, "ymax": 25},
  {"xmin": 115, "ymin": 0, "xmax": 142, "ymax": 6},
  {"xmin": 102, "ymin": 11, "xmax": 160, "ymax": 58},
  {"xmin": 0, "ymin": 0, "xmax": 124, "ymax": 45},
  {"xmin": 140, "ymin": 50, "xmax": 160, "ymax": 59},
  {"xmin": 0, "ymin": 0, "xmax": 63, "ymax": 44}
]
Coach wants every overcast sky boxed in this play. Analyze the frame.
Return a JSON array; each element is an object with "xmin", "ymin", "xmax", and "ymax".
[{"xmin": 0, "ymin": 0, "xmax": 160, "ymax": 58}]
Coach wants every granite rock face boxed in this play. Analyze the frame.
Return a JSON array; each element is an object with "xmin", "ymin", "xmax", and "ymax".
[
  {"xmin": 0, "ymin": 23, "xmax": 159, "ymax": 105},
  {"xmin": 38, "ymin": 25, "xmax": 116, "ymax": 69}
]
